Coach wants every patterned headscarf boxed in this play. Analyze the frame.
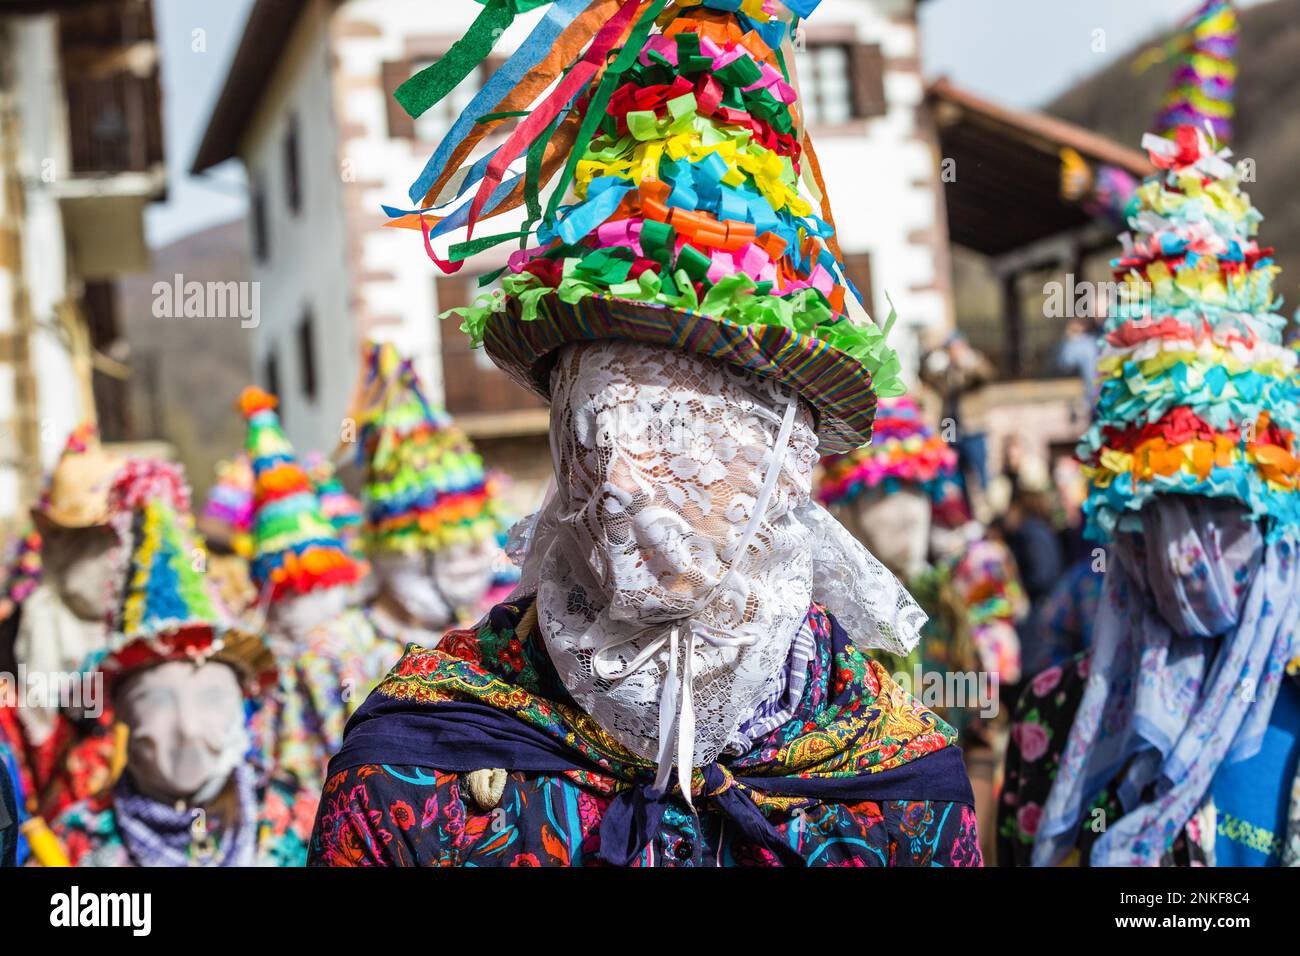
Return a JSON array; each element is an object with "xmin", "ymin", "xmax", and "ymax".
[{"xmin": 1034, "ymin": 496, "xmax": 1300, "ymax": 866}]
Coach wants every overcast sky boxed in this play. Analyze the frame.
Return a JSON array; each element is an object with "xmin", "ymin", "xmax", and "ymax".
[{"xmin": 144, "ymin": 0, "xmax": 1273, "ymax": 248}]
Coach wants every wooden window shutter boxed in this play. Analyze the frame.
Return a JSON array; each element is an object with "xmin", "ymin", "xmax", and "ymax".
[
  {"xmin": 382, "ymin": 60, "xmax": 416, "ymax": 139},
  {"xmin": 436, "ymin": 276, "xmax": 548, "ymax": 416},
  {"xmin": 436, "ymin": 276, "xmax": 478, "ymax": 413},
  {"xmin": 841, "ymin": 252, "xmax": 874, "ymax": 316},
  {"xmin": 848, "ymin": 43, "xmax": 886, "ymax": 119}
]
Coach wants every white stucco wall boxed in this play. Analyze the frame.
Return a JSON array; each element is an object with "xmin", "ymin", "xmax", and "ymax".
[
  {"xmin": 805, "ymin": 0, "xmax": 949, "ymax": 385},
  {"xmin": 238, "ymin": 0, "xmax": 353, "ymax": 454},
  {"xmin": 13, "ymin": 18, "xmax": 82, "ymax": 471}
]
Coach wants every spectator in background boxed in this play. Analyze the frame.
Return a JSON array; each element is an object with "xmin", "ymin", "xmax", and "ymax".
[
  {"xmin": 1000, "ymin": 487, "xmax": 1066, "ymax": 676},
  {"xmin": 921, "ymin": 332, "xmax": 996, "ymax": 501},
  {"xmin": 1057, "ymin": 316, "xmax": 1102, "ymax": 405}
]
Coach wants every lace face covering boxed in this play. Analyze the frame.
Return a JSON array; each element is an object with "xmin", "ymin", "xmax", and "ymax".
[{"xmin": 525, "ymin": 341, "xmax": 926, "ymax": 799}]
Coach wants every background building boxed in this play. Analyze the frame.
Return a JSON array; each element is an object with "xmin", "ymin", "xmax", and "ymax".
[{"xmin": 0, "ymin": 0, "xmax": 166, "ymax": 534}]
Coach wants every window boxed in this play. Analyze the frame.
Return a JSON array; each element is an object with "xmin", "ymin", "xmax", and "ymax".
[
  {"xmin": 412, "ymin": 64, "xmax": 485, "ymax": 143},
  {"xmin": 842, "ymin": 252, "xmax": 874, "ymax": 317},
  {"xmin": 436, "ymin": 275, "xmax": 547, "ymax": 416},
  {"xmin": 297, "ymin": 309, "xmax": 317, "ymax": 402},
  {"xmin": 264, "ymin": 350, "xmax": 282, "ymax": 408},
  {"xmin": 284, "ymin": 113, "xmax": 302, "ymax": 215},
  {"xmin": 794, "ymin": 42, "xmax": 886, "ymax": 126},
  {"xmin": 384, "ymin": 58, "xmax": 498, "ymax": 143},
  {"xmin": 251, "ymin": 175, "xmax": 270, "ymax": 263}
]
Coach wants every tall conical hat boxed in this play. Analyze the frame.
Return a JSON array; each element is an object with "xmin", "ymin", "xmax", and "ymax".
[
  {"xmin": 302, "ymin": 450, "xmax": 364, "ymax": 560},
  {"xmin": 200, "ymin": 453, "xmax": 255, "ymax": 558},
  {"xmin": 385, "ymin": 0, "xmax": 904, "ymax": 453},
  {"xmin": 1079, "ymin": 127, "xmax": 1300, "ymax": 541},
  {"xmin": 95, "ymin": 459, "xmax": 274, "ymax": 696},
  {"xmin": 239, "ymin": 387, "xmax": 362, "ymax": 600},
  {"xmin": 348, "ymin": 342, "xmax": 500, "ymax": 555},
  {"xmin": 1146, "ymin": 0, "xmax": 1238, "ymax": 145}
]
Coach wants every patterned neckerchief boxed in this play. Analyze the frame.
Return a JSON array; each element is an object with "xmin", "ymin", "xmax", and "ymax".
[{"xmin": 380, "ymin": 597, "xmax": 957, "ymax": 791}]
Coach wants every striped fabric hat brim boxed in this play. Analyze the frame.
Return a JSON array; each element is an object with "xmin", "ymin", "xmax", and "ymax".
[{"xmin": 482, "ymin": 293, "xmax": 877, "ymax": 454}]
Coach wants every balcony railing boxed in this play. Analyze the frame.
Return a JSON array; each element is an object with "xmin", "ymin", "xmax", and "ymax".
[
  {"xmin": 64, "ymin": 68, "xmax": 162, "ymax": 175},
  {"xmin": 58, "ymin": 0, "xmax": 164, "ymax": 176}
]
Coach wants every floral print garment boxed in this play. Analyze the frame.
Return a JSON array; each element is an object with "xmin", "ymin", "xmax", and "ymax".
[
  {"xmin": 998, "ymin": 652, "xmax": 1211, "ymax": 866},
  {"xmin": 309, "ymin": 600, "xmax": 984, "ymax": 868},
  {"xmin": 48, "ymin": 776, "xmax": 315, "ymax": 867},
  {"xmin": 312, "ymin": 764, "xmax": 982, "ymax": 867}
]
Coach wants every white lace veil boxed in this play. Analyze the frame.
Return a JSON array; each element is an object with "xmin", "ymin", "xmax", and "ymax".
[{"xmin": 508, "ymin": 341, "xmax": 926, "ymax": 798}]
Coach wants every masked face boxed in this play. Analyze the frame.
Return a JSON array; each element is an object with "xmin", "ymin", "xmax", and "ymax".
[
  {"xmin": 431, "ymin": 539, "xmax": 494, "ymax": 612},
  {"xmin": 531, "ymin": 341, "xmax": 822, "ymax": 781},
  {"xmin": 1115, "ymin": 495, "xmax": 1263, "ymax": 638},
  {"xmin": 850, "ymin": 486, "xmax": 932, "ymax": 581},
  {"xmin": 269, "ymin": 587, "xmax": 350, "ymax": 645},
  {"xmin": 372, "ymin": 551, "xmax": 452, "ymax": 627},
  {"xmin": 117, "ymin": 661, "xmax": 248, "ymax": 804},
  {"xmin": 548, "ymin": 340, "xmax": 818, "ymax": 626},
  {"xmin": 41, "ymin": 526, "xmax": 119, "ymax": 621}
]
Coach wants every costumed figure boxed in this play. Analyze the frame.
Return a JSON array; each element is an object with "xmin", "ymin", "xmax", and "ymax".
[
  {"xmin": 198, "ymin": 453, "xmax": 258, "ymax": 617},
  {"xmin": 303, "ymin": 449, "xmax": 367, "ymax": 568},
  {"xmin": 46, "ymin": 460, "xmax": 313, "ymax": 867},
  {"xmin": 1000, "ymin": 127, "xmax": 1300, "ymax": 867},
  {"xmin": 309, "ymin": 0, "xmax": 981, "ymax": 868},
  {"xmin": 0, "ymin": 425, "xmax": 126, "ymax": 821},
  {"xmin": 237, "ymin": 388, "xmax": 378, "ymax": 795},
  {"xmin": 821, "ymin": 395, "xmax": 1023, "ymax": 855},
  {"xmin": 348, "ymin": 342, "xmax": 502, "ymax": 665}
]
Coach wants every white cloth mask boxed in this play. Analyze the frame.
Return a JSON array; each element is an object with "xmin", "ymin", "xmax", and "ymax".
[
  {"xmin": 850, "ymin": 486, "xmax": 932, "ymax": 581},
  {"xmin": 432, "ymin": 539, "xmax": 495, "ymax": 612},
  {"xmin": 117, "ymin": 660, "xmax": 249, "ymax": 805},
  {"xmin": 517, "ymin": 341, "xmax": 926, "ymax": 802},
  {"xmin": 269, "ymin": 587, "xmax": 351, "ymax": 650},
  {"xmin": 41, "ymin": 526, "xmax": 120, "ymax": 621},
  {"xmin": 372, "ymin": 551, "xmax": 453, "ymax": 628}
]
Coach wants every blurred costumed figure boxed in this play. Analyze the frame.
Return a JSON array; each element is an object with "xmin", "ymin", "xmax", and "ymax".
[
  {"xmin": 197, "ymin": 454, "xmax": 258, "ymax": 617},
  {"xmin": 303, "ymin": 449, "xmax": 367, "ymax": 566},
  {"xmin": 0, "ymin": 527, "xmax": 41, "ymax": 633},
  {"xmin": 1, "ymin": 739, "xmax": 25, "ymax": 866},
  {"xmin": 821, "ymin": 395, "xmax": 1025, "ymax": 854},
  {"xmin": 0, "ymin": 425, "xmax": 128, "ymax": 822},
  {"xmin": 347, "ymin": 341, "xmax": 501, "ymax": 667},
  {"xmin": 237, "ymin": 388, "xmax": 381, "ymax": 795},
  {"xmin": 311, "ymin": 0, "xmax": 981, "ymax": 869},
  {"xmin": 45, "ymin": 460, "xmax": 313, "ymax": 867},
  {"xmin": 1001, "ymin": 127, "xmax": 1300, "ymax": 867}
]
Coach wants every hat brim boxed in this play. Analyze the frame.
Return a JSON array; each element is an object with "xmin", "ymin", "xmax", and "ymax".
[
  {"xmin": 30, "ymin": 506, "xmax": 113, "ymax": 533},
  {"xmin": 482, "ymin": 293, "xmax": 878, "ymax": 454},
  {"xmin": 100, "ymin": 624, "xmax": 276, "ymax": 698}
]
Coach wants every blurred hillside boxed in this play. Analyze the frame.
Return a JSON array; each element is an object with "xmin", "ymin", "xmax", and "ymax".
[
  {"xmin": 1048, "ymin": 0, "xmax": 1300, "ymax": 300},
  {"xmin": 119, "ymin": 218, "xmax": 254, "ymax": 503}
]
